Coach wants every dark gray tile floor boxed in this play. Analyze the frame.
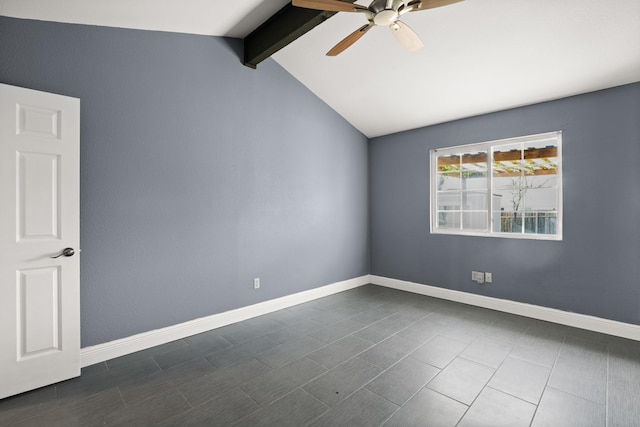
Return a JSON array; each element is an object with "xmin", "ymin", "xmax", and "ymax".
[{"xmin": 2, "ymin": 284, "xmax": 640, "ymax": 426}]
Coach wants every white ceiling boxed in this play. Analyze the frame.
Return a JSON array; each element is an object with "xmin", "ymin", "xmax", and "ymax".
[{"xmin": 2, "ymin": 0, "xmax": 639, "ymax": 138}]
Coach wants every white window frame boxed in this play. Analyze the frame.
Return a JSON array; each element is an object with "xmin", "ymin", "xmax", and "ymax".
[{"xmin": 430, "ymin": 131, "xmax": 563, "ymax": 240}]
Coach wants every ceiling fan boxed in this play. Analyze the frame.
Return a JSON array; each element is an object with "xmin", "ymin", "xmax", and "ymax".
[{"xmin": 292, "ymin": 0, "xmax": 463, "ymax": 56}]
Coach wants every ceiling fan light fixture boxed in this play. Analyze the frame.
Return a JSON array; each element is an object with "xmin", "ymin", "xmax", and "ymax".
[{"xmin": 373, "ymin": 9, "xmax": 399, "ymax": 26}]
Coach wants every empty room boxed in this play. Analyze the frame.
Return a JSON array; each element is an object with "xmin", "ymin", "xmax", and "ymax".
[{"xmin": 1, "ymin": 0, "xmax": 639, "ymax": 425}]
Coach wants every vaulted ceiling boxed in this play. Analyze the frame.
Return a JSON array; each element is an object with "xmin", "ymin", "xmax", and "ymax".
[{"xmin": 2, "ymin": 0, "xmax": 639, "ymax": 137}]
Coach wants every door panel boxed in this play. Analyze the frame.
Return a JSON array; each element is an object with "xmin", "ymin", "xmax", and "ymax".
[
  {"xmin": 18, "ymin": 266, "xmax": 61, "ymax": 357},
  {"xmin": 0, "ymin": 83, "xmax": 80, "ymax": 399},
  {"xmin": 17, "ymin": 152, "xmax": 61, "ymax": 240},
  {"xmin": 17, "ymin": 103, "xmax": 62, "ymax": 140}
]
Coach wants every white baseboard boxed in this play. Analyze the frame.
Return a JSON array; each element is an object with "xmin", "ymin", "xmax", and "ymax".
[
  {"xmin": 370, "ymin": 275, "xmax": 640, "ymax": 342},
  {"xmin": 80, "ymin": 275, "xmax": 370, "ymax": 367},
  {"xmin": 82, "ymin": 273, "xmax": 640, "ymax": 367}
]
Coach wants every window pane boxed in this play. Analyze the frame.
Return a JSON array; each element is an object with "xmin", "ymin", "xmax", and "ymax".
[
  {"xmin": 462, "ymin": 172, "xmax": 488, "ymax": 190},
  {"xmin": 461, "ymin": 151, "xmax": 488, "ymax": 190},
  {"xmin": 524, "ymin": 211, "xmax": 558, "ymax": 234},
  {"xmin": 523, "ymin": 141, "xmax": 558, "ymax": 177},
  {"xmin": 524, "ymin": 188, "xmax": 558, "ymax": 211},
  {"xmin": 525, "ymin": 175, "xmax": 558, "ymax": 189},
  {"xmin": 493, "ymin": 143, "xmax": 523, "ymax": 181},
  {"xmin": 492, "ymin": 211, "xmax": 501, "ymax": 232},
  {"xmin": 437, "ymin": 172, "xmax": 461, "ymax": 190},
  {"xmin": 496, "ymin": 211, "xmax": 523, "ymax": 233},
  {"xmin": 438, "ymin": 212, "xmax": 461, "ymax": 229},
  {"xmin": 463, "ymin": 212, "xmax": 487, "ymax": 230},
  {"xmin": 437, "ymin": 154, "xmax": 460, "ymax": 169},
  {"xmin": 493, "ymin": 181, "xmax": 527, "ymax": 213},
  {"xmin": 437, "ymin": 154, "xmax": 460, "ymax": 191},
  {"xmin": 438, "ymin": 193, "xmax": 460, "ymax": 211},
  {"xmin": 462, "ymin": 191, "xmax": 488, "ymax": 210}
]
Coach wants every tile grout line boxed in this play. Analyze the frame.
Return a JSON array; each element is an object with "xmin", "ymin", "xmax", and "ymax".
[
  {"xmin": 435, "ymin": 319, "xmax": 533, "ymax": 426},
  {"xmin": 527, "ymin": 335, "xmax": 567, "ymax": 426},
  {"xmin": 203, "ymin": 293, "xmax": 406, "ymax": 424},
  {"xmin": 279, "ymin": 306, "xmax": 441, "ymax": 425},
  {"xmin": 373, "ymin": 328, "xmax": 480, "ymax": 425}
]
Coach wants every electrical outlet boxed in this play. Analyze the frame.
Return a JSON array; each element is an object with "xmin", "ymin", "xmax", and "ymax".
[
  {"xmin": 485, "ymin": 272, "xmax": 492, "ymax": 283},
  {"xmin": 253, "ymin": 278, "xmax": 260, "ymax": 289},
  {"xmin": 472, "ymin": 271, "xmax": 484, "ymax": 284}
]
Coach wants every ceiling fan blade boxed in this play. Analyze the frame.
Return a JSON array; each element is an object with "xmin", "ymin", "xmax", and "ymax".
[
  {"xmin": 407, "ymin": 0, "xmax": 463, "ymax": 12},
  {"xmin": 327, "ymin": 24, "xmax": 373, "ymax": 56},
  {"xmin": 292, "ymin": 0, "xmax": 368, "ymax": 13},
  {"xmin": 390, "ymin": 20, "xmax": 424, "ymax": 52}
]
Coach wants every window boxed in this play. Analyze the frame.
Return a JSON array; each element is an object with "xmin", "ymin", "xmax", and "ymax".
[{"xmin": 431, "ymin": 131, "xmax": 562, "ymax": 240}]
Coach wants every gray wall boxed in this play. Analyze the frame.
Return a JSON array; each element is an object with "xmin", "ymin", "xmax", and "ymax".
[
  {"xmin": 0, "ymin": 17, "xmax": 369, "ymax": 347},
  {"xmin": 370, "ymin": 82, "xmax": 640, "ymax": 325},
  {"xmin": 2, "ymin": 17, "xmax": 638, "ymax": 347}
]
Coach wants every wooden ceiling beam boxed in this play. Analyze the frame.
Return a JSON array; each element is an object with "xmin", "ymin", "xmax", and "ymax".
[{"xmin": 243, "ymin": 1, "xmax": 358, "ymax": 69}]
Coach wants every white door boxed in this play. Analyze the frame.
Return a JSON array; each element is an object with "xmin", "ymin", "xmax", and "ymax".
[{"xmin": 0, "ymin": 83, "xmax": 80, "ymax": 399}]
